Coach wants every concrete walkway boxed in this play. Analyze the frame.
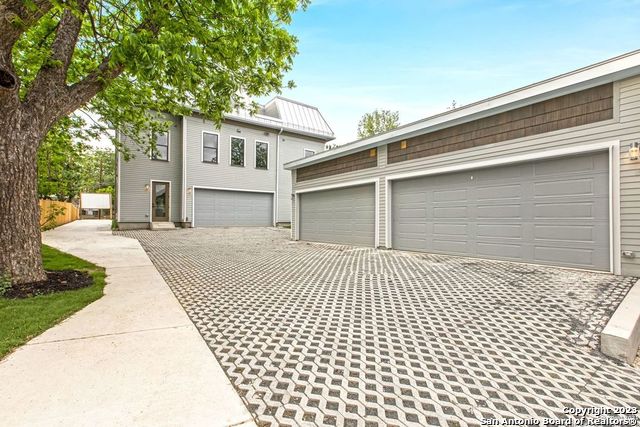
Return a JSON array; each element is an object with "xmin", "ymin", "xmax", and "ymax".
[{"xmin": 0, "ymin": 220, "xmax": 254, "ymax": 427}]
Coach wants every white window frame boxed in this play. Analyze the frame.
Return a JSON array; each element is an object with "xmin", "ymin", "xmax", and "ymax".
[
  {"xmin": 254, "ymin": 140, "xmax": 270, "ymax": 170},
  {"xmin": 150, "ymin": 130, "xmax": 170, "ymax": 162},
  {"xmin": 303, "ymin": 148, "xmax": 316, "ymax": 158},
  {"xmin": 229, "ymin": 136, "xmax": 246, "ymax": 167},
  {"xmin": 201, "ymin": 131, "xmax": 220, "ymax": 164}
]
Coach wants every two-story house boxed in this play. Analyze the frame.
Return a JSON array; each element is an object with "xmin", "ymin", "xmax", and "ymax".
[{"xmin": 115, "ymin": 96, "xmax": 334, "ymax": 230}]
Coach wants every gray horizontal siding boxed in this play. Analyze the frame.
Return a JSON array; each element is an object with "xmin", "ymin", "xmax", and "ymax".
[
  {"xmin": 292, "ymin": 76, "xmax": 640, "ymax": 276},
  {"xmin": 278, "ymin": 134, "xmax": 326, "ymax": 222},
  {"xmin": 184, "ymin": 117, "xmax": 277, "ymax": 223},
  {"xmin": 118, "ymin": 115, "xmax": 182, "ymax": 224}
]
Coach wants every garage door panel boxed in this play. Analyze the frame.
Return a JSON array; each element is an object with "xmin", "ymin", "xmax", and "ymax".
[
  {"xmin": 194, "ymin": 189, "xmax": 273, "ymax": 227},
  {"xmin": 476, "ymin": 184, "xmax": 522, "ymax": 200},
  {"xmin": 476, "ymin": 224, "xmax": 523, "ymax": 238},
  {"xmin": 299, "ymin": 184, "xmax": 375, "ymax": 246},
  {"xmin": 392, "ymin": 151, "xmax": 610, "ymax": 271}
]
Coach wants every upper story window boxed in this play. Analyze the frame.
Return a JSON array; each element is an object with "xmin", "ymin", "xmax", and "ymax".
[
  {"xmin": 202, "ymin": 132, "xmax": 219, "ymax": 164},
  {"xmin": 151, "ymin": 132, "xmax": 169, "ymax": 161},
  {"xmin": 304, "ymin": 148, "xmax": 315, "ymax": 158},
  {"xmin": 255, "ymin": 141, "xmax": 268, "ymax": 170},
  {"xmin": 230, "ymin": 136, "xmax": 245, "ymax": 167}
]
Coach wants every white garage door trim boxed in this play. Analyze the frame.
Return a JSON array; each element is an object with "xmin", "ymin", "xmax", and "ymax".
[
  {"xmin": 192, "ymin": 185, "xmax": 276, "ymax": 227},
  {"xmin": 294, "ymin": 178, "xmax": 380, "ymax": 247},
  {"xmin": 385, "ymin": 140, "xmax": 621, "ymax": 274}
]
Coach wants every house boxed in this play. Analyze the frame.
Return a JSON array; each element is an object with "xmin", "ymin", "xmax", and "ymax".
[
  {"xmin": 285, "ymin": 50, "xmax": 640, "ymax": 276},
  {"xmin": 115, "ymin": 96, "xmax": 334, "ymax": 230}
]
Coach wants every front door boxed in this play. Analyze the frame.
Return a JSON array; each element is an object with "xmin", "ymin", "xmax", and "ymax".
[{"xmin": 152, "ymin": 182, "xmax": 170, "ymax": 222}]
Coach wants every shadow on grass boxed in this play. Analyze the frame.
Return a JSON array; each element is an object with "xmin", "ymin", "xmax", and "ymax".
[{"xmin": 0, "ymin": 245, "xmax": 106, "ymax": 359}]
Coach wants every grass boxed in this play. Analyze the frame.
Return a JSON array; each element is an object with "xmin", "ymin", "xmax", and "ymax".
[{"xmin": 0, "ymin": 245, "xmax": 105, "ymax": 359}]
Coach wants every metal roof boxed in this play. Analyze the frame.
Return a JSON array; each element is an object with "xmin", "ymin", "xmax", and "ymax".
[
  {"xmin": 224, "ymin": 96, "xmax": 335, "ymax": 141},
  {"xmin": 285, "ymin": 49, "xmax": 640, "ymax": 170}
]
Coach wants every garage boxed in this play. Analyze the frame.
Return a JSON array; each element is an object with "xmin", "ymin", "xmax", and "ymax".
[
  {"xmin": 391, "ymin": 152, "xmax": 610, "ymax": 271},
  {"xmin": 194, "ymin": 188, "xmax": 273, "ymax": 227},
  {"xmin": 299, "ymin": 184, "xmax": 376, "ymax": 246}
]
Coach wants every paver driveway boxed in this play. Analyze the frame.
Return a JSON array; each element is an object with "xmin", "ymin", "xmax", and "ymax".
[{"xmin": 118, "ymin": 228, "xmax": 640, "ymax": 426}]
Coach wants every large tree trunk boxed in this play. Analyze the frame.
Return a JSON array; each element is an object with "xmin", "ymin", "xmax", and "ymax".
[{"xmin": 0, "ymin": 107, "xmax": 47, "ymax": 285}]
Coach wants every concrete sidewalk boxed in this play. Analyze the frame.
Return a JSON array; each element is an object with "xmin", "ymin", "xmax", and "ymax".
[{"xmin": 0, "ymin": 220, "xmax": 254, "ymax": 427}]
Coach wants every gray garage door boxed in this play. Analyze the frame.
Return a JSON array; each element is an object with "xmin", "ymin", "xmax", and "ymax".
[
  {"xmin": 299, "ymin": 184, "xmax": 375, "ymax": 246},
  {"xmin": 194, "ymin": 189, "xmax": 273, "ymax": 227},
  {"xmin": 392, "ymin": 152, "xmax": 610, "ymax": 271}
]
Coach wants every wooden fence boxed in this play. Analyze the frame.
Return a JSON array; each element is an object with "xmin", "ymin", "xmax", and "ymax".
[{"xmin": 39, "ymin": 199, "xmax": 80, "ymax": 229}]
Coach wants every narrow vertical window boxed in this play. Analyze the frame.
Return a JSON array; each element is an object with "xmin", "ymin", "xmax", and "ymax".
[
  {"xmin": 230, "ymin": 137, "xmax": 245, "ymax": 166},
  {"xmin": 255, "ymin": 141, "xmax": 268, "ymax": 170},
  {"xmin": 202, "ymin": 132, "xmax": 219, "ymax": 163},
  {"xmin": 152, "ymin": 132, "xmax": 169, "ymax": 161}
]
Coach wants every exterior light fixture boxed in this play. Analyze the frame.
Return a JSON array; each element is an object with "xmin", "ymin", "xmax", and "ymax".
[
  {"xmin": 187, "ymin": 187, "xmax": 192, "ymax": 194},
  {"xmin": 630, "ymin": 142, "xmax": 640, "ymax": 161},
  {"xmin": 144, "ymin": 184, "xmax": 150, "ymax": 192},
  {"xmin": 236, "ymin": 128, "xmax": 242, "ymax": 133}
]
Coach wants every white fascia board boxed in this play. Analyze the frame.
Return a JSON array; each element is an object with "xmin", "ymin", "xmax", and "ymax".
[{"xmin": 284, "ymin": 50, "xmax": 640, "ymax": 170}]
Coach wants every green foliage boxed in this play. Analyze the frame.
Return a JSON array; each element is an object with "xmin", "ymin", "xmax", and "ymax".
[
  {"xmin": 357, "ymin": 109, "xmax": 400, "ymax": 139},
  {"xmin": 0, "ymin": 245, "xmax": 105, "ymax": 358},
  {"xmin": 40, "ymin": 204, "xmax": 66, "ymax": 231},
  {"xmin": 37, "ymin": 121, "xmax": 116, "ymax": 201},
  {"xmin": 12, "ymin": 0, "xmax": 309, "ymax": 154}
]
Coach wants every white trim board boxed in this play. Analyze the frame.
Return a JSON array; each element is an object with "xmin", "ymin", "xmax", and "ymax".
[
  {"xmin": 384, "ymin": 140, "xmax": 621, "ymax": 275},
  {"xmin": 191, "ymin": 185, "xmax": 276, "ymax": 228}
]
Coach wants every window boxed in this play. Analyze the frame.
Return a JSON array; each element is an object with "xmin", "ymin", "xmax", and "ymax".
[
  {"xmin": 202, "ymin": 132, "xmax": 219, "ymax": 163},
  {"xmin": 304, "ymin": 149, "xmax": 315, "ymax": 158},
  {"xmin": 230, "ymin": 136, "xmax": 245, "ymax": 166},
  {"xmin": 255, "ymin": 141, "xmax": 268, "ymax": 170},
  {"xmin": 151, "ymin": 132, "xmax": 169, "ymax": 161}
]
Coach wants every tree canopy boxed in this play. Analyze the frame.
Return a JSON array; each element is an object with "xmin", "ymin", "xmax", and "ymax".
[
  {"xmin": 6, "ymin": 0, "xmax": 307, "ymax": 150},
  {"xmin": 357, "ymin": 109, "xmax": 400, "ymax": 139}
]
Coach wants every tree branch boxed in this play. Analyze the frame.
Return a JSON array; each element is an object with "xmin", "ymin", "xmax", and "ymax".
[{"xmin": 26, "ymin": 0, "xmax": 90, "ymax": 104}]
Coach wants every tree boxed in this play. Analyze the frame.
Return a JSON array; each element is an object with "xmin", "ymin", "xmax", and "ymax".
[
  {"xmin": 0, "ymin": 0, "xmax": 306, "ymax": 285},
  {"xmin": 357, "ymin": 109, "xmax": 400, "ymax": 139}
]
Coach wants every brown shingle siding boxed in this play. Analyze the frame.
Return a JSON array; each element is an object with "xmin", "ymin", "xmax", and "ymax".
[
  {"xmin": 297, "ymin": 149, "xmax": 377, "ymax": 182},
  {"xmin": 388, "ymin": 83, "xmax": 613, "ymax": 164}
]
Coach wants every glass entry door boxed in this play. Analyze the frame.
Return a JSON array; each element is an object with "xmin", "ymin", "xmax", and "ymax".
[{"xmin": 152, "ymin": 182, "xmax": 170, "ymax": 221}]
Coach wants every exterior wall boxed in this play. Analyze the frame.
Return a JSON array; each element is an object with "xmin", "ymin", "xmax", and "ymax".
[
  {"xmin": 297, "ymin": 147, "xmax": 378, "ymax": 182},
  {"xmin": 277, "ymin": 133, "xmax": 326, "ymax": 222},
  {"xmin": 388, "ymin": 83, "xmax": 614, "ymax": 164},
  {"xmin": 291, "ymin": 76, "xmax": 640, "ymax": 276},
  {"xmin": 184, "ymin": 116, "xmax": 278, "ymax": 224},
  {"xmin": 118, "ymin": 115, "xmax": 183, "ymax": 225}
]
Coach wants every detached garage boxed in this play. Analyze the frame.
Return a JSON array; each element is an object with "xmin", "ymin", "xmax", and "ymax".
[
  {"xmin": 285, "ymin": 52, "xmax": 640, "ymax": 276},
  {"xmin": 194, "ymin": 188, "xmax": 273, "ymax": 227}
]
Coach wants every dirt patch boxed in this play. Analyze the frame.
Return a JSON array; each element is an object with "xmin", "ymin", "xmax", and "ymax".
[{"xmin": 3, "ymin": 270, "xmax": 93, "ymax": 299}]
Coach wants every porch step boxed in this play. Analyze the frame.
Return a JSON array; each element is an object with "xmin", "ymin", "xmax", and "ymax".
[{"xmin": 150, "ymin": 222, "xmax": 176, "ymax": 231}]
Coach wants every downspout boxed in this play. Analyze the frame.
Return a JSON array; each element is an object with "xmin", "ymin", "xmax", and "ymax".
[
  {"xmin": 181, "ymin": 116, "xmax": 188, "ymax": 226},
  {"xmin": 274, "ymin": 127, "xmax": 284, "ymax": 227}
]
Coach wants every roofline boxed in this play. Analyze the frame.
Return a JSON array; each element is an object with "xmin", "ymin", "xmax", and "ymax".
[
  {"xmin": 223, "ymin": 114, "xmax": 336, "ymax": 142},
  {"xmin": 285, "ymin": 49, "xmax": 640, "ymax": 170},
  {"xmin": 187, "ymin": 107, "xmax": 335, "ymax": 141}
]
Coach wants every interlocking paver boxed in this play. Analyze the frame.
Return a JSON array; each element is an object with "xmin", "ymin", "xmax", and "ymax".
[{"xmin": 116, "ymin": 227, "xmax": 640, "ymax": 426}]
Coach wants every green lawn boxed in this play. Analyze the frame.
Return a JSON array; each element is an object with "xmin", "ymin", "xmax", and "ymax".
[{"xmin": 0, "ymin": 245, "xmax": 105, "ymax": 359}]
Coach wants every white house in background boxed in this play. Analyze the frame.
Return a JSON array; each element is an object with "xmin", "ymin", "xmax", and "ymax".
[{"xmin": 115, "ymin": 96, "xmax": 334, "ymax": 230}]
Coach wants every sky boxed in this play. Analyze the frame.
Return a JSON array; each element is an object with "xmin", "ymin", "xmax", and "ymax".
[{"xmin": 271, "ymin": 0, "xmax": 640, "ymax": 145}]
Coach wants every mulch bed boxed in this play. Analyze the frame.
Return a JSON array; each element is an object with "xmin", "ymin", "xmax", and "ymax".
[{"xmin": 3, "ymin": 270, "xmax": 93, "ymax": 299}]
